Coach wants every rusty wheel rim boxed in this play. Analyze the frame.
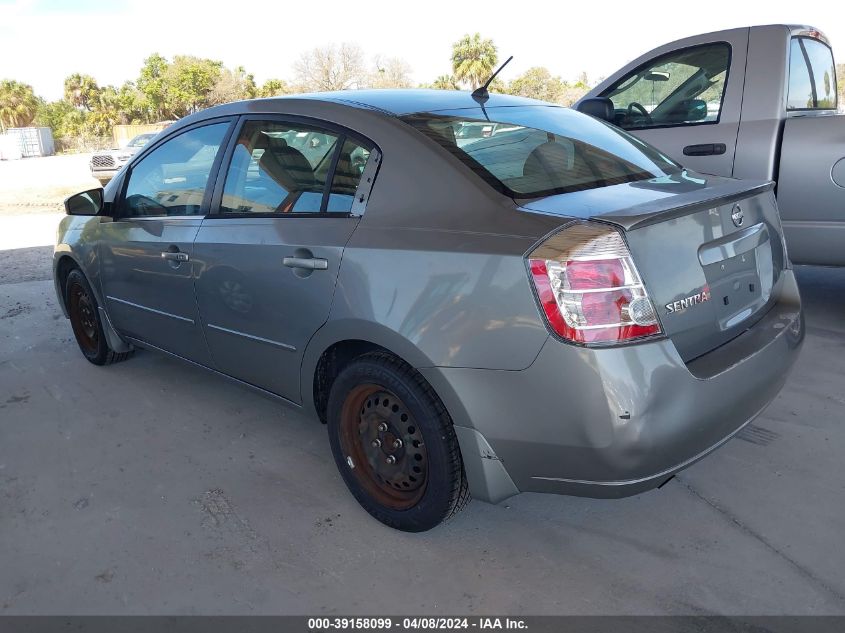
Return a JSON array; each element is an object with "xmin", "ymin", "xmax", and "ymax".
[
  {"xmin": 68, "ymin": 283, "xmax": 98, "ymax": 354},
  {"xmin": 339, "ymin": 384, "xmax": 428, "ymax": 510}
]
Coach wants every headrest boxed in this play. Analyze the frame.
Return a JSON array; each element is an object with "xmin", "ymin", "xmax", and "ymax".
[
  {"xmin": 253, "ymin": 133, "xmax": 288, "ymax": 151},
  {"xmin": 523, "ymin": 141, "xmax": 570, "ymax": 179}
]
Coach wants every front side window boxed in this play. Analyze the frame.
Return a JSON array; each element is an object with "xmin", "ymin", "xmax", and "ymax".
[
  {"xmin": 220, "ymin": 120, "xmax": 371, "ymax": 215},
  {"xmin": 601, "ymin": 43, "xmax": 731, "ymax": 130},
  {"xmin": 403, "ymin": 106, "xmax": 681, "ymax": 199},
  {"xmin": 122, "ymin": 123, "xmax": 229, "ymax": 217},
  {"xmin": 787, "ymin": 37, "xmax": 837, "ymax": 110}
]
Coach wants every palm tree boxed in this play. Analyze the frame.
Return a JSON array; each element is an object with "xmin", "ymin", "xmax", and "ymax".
[
  {"xmin": 430, "ymin": 75, "xmax": 459, "ymax": 90},
  {"xmin": 0, "ymin": 80, "xmax": 40, "ymax": 132},
  {"xmin": 63, "ymin": 73, "xmax": 100, "ymax": 111},
  {"xmin": 451, "ymin": 33, "xmax": 498, "ymax": 90}
]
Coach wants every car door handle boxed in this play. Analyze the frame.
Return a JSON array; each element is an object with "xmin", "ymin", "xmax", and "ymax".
[
  {"xmin": 683, "ymin": 143, "xmax": 727, "ymax": 156},
  {"xmin": 283, "ymin": 256, "xmax": 328, "ymax": 270},
  {"xmin": 161, "ymin": 251, "xmax": 189, "ymax": 262}
]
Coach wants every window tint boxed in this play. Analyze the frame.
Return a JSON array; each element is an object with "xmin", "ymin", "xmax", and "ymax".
[
  {"xmin": 403, "ymin": 107, "xmax": 681, "ymax": 198},
  {"xmin": 327, "ymin": 139, "xmax": 371, "ymax": 212},
  {"xmin": 123, "ymin": 123, "xmax": 228, "ymax": 217},
  {"xmin": 601, "ymin": 43, "xmax": 730, "ymax": 130},
  {"xmin": 788, "ymin": 37, "xmax": 838, "ymax": 110},
  {"xmin": 220, "ymin": 121, "xmax": 370, "ymax": 215}
]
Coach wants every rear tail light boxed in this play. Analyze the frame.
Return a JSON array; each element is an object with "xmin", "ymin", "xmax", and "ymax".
[{"xmin": 527, "ymin": 222, "xmax": 662, "ymax": 345}]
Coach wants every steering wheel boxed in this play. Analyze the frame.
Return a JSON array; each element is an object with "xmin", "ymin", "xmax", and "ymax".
[
  {"xmin": 627, "ymin": 102, "xmax": 653, "ymax": 125},
  {"xmin": 125, "ymin": 193, "xmax": 168, "ymax": 217}
]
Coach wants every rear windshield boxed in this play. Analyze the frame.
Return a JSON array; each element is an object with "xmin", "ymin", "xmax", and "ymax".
[{"xmin": 402, "ymin": 106, "xmax": 682, "ymax": 199}]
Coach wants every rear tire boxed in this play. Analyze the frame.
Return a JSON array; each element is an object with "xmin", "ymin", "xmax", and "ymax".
[
  {"xmin": 327, "ymin": 352, "xmax": 469, "ymax": 532},
  {"xmin": 66, "ymin": 269, "xmax": 132, "ymax": 366}
]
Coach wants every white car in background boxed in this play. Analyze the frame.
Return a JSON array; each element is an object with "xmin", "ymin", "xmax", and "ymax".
[{"xmin": 90, "ymin": 133, "xmax": 157, "ymax": 184}]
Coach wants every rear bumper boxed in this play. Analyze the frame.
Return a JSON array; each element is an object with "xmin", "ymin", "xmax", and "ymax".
[{"xmin": 421, "ymin": 270, "xmax": 804, "ymax": 503}]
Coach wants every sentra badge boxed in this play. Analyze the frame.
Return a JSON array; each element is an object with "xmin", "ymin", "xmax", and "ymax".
[{"xmin": 665, "ymin": 286, "xmax": 711, "ymax": 314}]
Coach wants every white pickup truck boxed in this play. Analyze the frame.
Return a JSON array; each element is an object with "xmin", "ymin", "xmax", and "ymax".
[{"xmin": 577, "ymin": 25, "xmax": 844, "ymax": 266}]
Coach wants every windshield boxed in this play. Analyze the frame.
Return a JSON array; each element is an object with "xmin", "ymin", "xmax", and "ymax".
[
  {"xmin": 402, "ymin": 106, "xmax": 681, "ymax": 199},
  {"xmin": 126, "ymin": 134, "xmax": 154, "ymax": 148}
]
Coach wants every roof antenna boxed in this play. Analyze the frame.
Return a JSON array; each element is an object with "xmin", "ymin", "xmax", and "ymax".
[{"xmin": 472, "ymin": 55, "xmax": 513, "ymax": 104}]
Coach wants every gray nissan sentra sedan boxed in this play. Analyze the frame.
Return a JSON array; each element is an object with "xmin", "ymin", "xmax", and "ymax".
[{"xmin": 55, "ymin": 90, "xmax": 804, "ymax": 531}]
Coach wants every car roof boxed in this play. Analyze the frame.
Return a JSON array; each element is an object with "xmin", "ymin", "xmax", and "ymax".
[
  {"xmin": 260, "ymin": 89, "xmax": 555, "ymax": 116},
  {"xmin": 170, "ymin": 89, "xmax": 563, "ymax": 138}
]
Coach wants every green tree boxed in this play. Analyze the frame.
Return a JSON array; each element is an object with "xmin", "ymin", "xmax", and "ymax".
[
  {"xmin": 63, "ymin": 73, "xmax": 100, "ymax": 111},
  {"xmin": 210, "ymin": 65, "xmax": 257, "ymax": 104},
  {"xmin": 258, "ymin": 78, "xmax": 291, "ymax": 97},
  {"xmin": 0, "ymin": 79, "xmax": 40, "ymax": 131},
  {"xmin": 115, "ymin": 81, "xmax": 147, "ymax": 123},
  {"xmin": 507, "ymin": 67, "xmax": 566, "ymax": 102},
  {"xmin": 137, "ymin": 53, "xmax": 169, "ymax": 120},
  {"xmin": 163, "ymin": 55, "xmax": 223, "ymax": 117},
  {"xmin": 837, "ymin": 63, "xmax": 844, "ymax": 109},
  {"xmin": 451, "ymin": 33, "xmax": 498, "ymax": 89},
  {"xmin": 424, "ymin": 75, "xmax": 459, "ymax": 90}
]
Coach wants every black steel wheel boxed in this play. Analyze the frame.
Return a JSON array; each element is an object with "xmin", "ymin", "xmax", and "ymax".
[
  {"xmin": 65, "ymin": 268, "xmax": 132, "ymax": 366},
  {"xmin": 327, "ymin": 352, "xmax": 469, "ymax": 531}
]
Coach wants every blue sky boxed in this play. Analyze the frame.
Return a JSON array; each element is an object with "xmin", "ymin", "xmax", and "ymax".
[{"xmin": 1, "ymin": 0, "xmax": 842, "ymax": 100}]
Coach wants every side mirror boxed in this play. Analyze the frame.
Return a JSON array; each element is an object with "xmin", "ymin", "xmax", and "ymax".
[
  {"xmin": 664, "ymin": 98, "xmax": 708, "ymax": 123},
  {"xmin": 684, "ymin": 98, "xmax": 708, "ymax": 121},
  {"xmin": 576, "ymin": 97, "xmax": 615, "ymax": 123},
  {"xmin": 65, "ymin": 188, "xmax": 104, "ymax": 216}
]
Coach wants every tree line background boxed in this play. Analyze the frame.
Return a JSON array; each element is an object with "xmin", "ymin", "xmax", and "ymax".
[
  {"xmin": 5, "ymin": 32, "xmax": 842, "ymax": 152},
  {"xmin": 0, "ymin": 34, "xmax": 594, "ymax": 151}
]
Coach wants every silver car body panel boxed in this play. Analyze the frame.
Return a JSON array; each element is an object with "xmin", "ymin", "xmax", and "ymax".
[{"xmin": 55, "ymin": 91, "xmax": 803, "ymax": 503}]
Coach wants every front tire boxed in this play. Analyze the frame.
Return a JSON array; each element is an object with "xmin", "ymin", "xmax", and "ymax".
[
  {"xmin": 327, "ymin": 352, "xmax": 469, "ymax": 532},
  {"xmin": 66, "ymin": 269, "xmax": 132, "ymax": 366}
]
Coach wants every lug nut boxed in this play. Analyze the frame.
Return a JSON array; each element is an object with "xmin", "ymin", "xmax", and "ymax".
[
  {"xmin": 377, "ymin": 422, "xmax": 388, "ymax": 432},
  {"xmin": 392, "ymin": 439, "xmax": 403, "ymax": 449},
  {"xmin": 385, "ymin": 455, "xmax": 396, "ymax": 465},
  {"xmin": 371, "ymin": 439, "xmax": 381, "ymax": 448}
]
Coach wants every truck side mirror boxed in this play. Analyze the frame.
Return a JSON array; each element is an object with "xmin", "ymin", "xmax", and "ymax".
[
  {"xmin": 65, "ymin": 188, "xmax": 104, "ymax": 216},
  {"xmin": 684, "ymin": 99, "xmax": 708, "ymax": 121},
  {"xmin": 664, "ymin": 98, "xmax": 708, "ymax": 123},
  {"xmin": 576, "ymin": 97, "xmax": 615, "ymax": 123}
]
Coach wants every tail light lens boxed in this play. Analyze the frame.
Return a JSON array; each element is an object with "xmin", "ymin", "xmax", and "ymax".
[{"xmin": 528, "ymin": 222, "xmax": 662, "ymax": 345}]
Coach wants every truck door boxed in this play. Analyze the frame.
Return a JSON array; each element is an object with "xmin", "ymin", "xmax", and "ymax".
[
  {"xmin": 580, "ymin": 28, "xmax": 749, "ymax": 177},
  {"xmin": 776, "ymin": 33, "xmax": 845, "ymax": 266}
]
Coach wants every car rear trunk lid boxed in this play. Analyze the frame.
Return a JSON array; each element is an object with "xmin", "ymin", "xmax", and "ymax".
[{"xmin": 521, "ymin": 175, "xmax": 787, "ymax": 362}]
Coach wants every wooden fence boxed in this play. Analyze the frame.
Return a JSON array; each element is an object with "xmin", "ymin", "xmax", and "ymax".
[{"xmin": 113, "ymin": 123, "xmax": 172, "ymax": 147}]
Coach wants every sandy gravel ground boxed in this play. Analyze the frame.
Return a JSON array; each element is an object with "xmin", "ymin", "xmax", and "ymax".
[
  {"xmin": 0, "ymin": 154, "xmax": 100, "ymax": 215},
  {"xmin": 0, "ymin": 212, "xmax": 844, "ymax": 615}
]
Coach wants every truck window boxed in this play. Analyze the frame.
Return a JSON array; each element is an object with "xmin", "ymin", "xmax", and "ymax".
[
  {"xmin": 787, "ymin": 37, "xmax": 838, "ymax": 110},
  {"xmin": 601, "ymin": 43, "xmax": 731, "ymax": 131}
]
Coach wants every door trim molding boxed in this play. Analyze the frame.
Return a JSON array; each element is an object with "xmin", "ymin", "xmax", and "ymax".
[
  {"xmin": 206, "ymin": 323, "xmax": 297, "ymax": 351},
  {"xmin": 106, "ymin": 295, "xmax": 195, "ymax": 324}
]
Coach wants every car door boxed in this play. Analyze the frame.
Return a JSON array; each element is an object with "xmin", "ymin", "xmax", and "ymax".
[
  {"xmin": 98, "ymin": 119, "xmax": 234, "ymax": 364},
  {"xmin": 193, "ymin": 116, "xmax": 379, "ymax": 403},
  {"xmin": 582, "ymin": 30, "xmax": 748, "ymax": 177}
]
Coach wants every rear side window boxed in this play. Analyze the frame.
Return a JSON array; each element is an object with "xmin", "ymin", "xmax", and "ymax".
[
  {"xmin": 402, "ymin": 107, "xmax": 681, "ymax": 199},
  {"xmin": 600, "ymin": 43, "xmax": 731, "ymax": 130},
  {"xmin": 787, "ymin": 37, "xmax": 838, "ymax": 110},
  {"xmin": 220, "ymin": 120, "xmax": 370, "ymax": 215}
]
